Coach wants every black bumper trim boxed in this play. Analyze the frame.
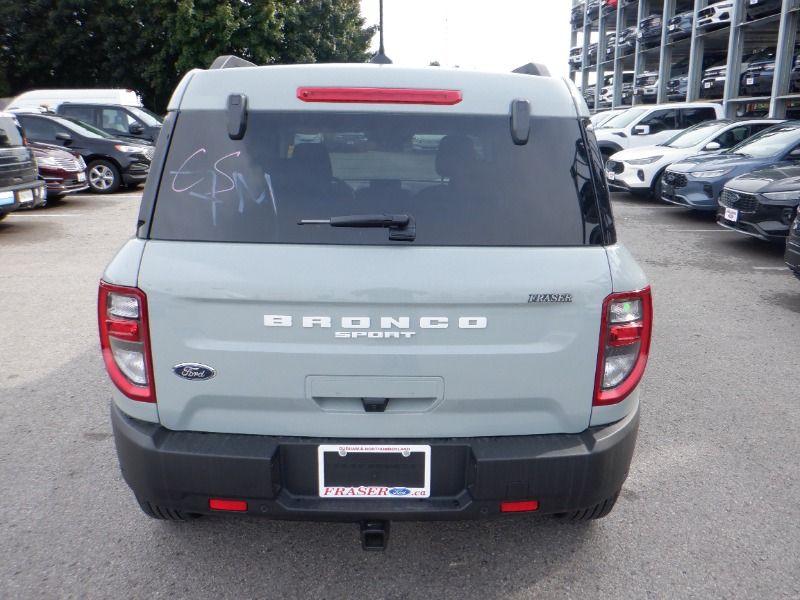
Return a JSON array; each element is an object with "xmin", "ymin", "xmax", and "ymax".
[{"xmin": 111, "ymin": 403, "xmax": 639, "ymax": 521}]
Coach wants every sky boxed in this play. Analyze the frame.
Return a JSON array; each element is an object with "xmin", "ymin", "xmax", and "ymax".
[{"xmin": 359, "ymin": 0, "xmax": 572, "ymax": 78}]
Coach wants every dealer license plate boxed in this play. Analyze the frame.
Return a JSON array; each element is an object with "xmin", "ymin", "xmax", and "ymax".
[
  {"xmin": 725, "ymin": 207, "xmax": 739, "ymax": 222},
  {"xmin": 746, "ymin": 77, "xmax": 754, "ymax": 85},
  {"xmin": 318, "ymin": 444, "xmax": 431, "ymax": 498},
  {"xmin": 704, "ymin": 82, "xmax": 713, "ymax": 89},
  {"xmin": 606, "ymin": 171, "xmax": 616, "ymax": 181},
  {"xmin": 0, "ymin": 191, "xmax": 13, "ymax": 206},
  {"xmin": 77, "ymin": 172, "xmax": 86, "ymax": 182},
  {"xmin": 669, "ymin": 24, "xmax": 677, "ymax": 31},
  {"xmin": 17, "ymin": 189, "xmax": 33, "ymax": 204}
]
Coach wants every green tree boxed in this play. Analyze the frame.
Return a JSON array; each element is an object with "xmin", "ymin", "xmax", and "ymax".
[{"xmin": 0, "ymin": 0, "xmax": 374, "ymax": 110}]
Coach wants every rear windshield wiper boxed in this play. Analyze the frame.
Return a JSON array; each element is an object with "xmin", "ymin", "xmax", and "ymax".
[{"xmin": 298, "ymin": 214, "xmax": 416, "ymax": 241}]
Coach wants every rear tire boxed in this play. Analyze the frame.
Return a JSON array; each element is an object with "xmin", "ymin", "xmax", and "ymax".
[
  {"xmin": 553, "ymin": 491, "xmax": 619, "ymax": 521},
  {"xmin": 136, "ymin": 497, "xmax": 201, "ymax": 521}
]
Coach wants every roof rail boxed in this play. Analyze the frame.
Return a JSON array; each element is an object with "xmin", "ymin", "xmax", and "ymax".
[
  {"xmin": 209, "ymin": 55, "xmax": 256, "ymax": 70},
  {"xmin": 512, "ymin": 63, "xmax": 551, "ymax": 77}
]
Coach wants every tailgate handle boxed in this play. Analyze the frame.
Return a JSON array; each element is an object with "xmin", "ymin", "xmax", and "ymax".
[{"xmin": 362, "ymin": 398, "xmax": 389, "ymax": 413}]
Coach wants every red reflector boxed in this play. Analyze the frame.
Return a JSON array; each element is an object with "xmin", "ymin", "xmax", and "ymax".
[
  {"xmin": 500, "ymin": 500, "xmax": 539, "ymax": 513},
  {"xmin": 208, "ymin": 498, "xmax": 248, "ymax": 512},
  {"xmin": 107, "ymin": 319, "xmax": 140, "ymax": 341},
  {"xmin": 608, "ymin": 322, "xmax": 643, "ymax": 347},
  {"xmin": 296, "ymin": 87, "xmax": 463, "ymax": 105}
]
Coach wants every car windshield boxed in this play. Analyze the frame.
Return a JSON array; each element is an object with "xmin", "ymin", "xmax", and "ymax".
[
  {"xmin": 0, "ymin": 116, "xmax": 25, "ymax": 147},
  {"xmin": 601, "ymin": 107, "xmax": 647, "ymax": 129},
  {"xmin": 662, "ymin": 121, "xmax": 727, "ymax": 148},
  {"xmin": 592, "ymin": 110, "xmax": 626, "ymax": 128},
  {"xmin": 127, "ymin": 106, "xmax": 162, "ymax": 126},
  {"xmin": 727, "ymin": 125, "xmax": 800, "ymax": 158},
  {"xmin": 55, "ymin": 116, "xmax": 114, "ymax": 139}
]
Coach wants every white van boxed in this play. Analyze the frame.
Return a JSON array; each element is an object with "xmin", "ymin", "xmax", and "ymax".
[{"xmin": 6, "ymin": 89, "xmax": 143, "ymax": 112}]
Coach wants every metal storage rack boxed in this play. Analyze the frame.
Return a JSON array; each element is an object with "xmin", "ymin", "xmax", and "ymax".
[{"xmin": 570, "ymin": 0, "xmax": 800, "ymax": 118}]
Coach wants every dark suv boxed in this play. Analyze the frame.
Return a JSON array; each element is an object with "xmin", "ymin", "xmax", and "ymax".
[
  {"xmin": 0, "ymin": 113, "xmax": 46, "ymax": 220},
  {"xmin": 57, "ymin": 103, "xmax": 162, "ymax": 143},
  {"xmin": 15, "ymin": 113, "xmax": 153, "ymax": 193}
]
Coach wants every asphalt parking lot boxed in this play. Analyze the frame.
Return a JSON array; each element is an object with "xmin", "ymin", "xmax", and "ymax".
[{"xmin": 1, "ymin": 190, "xmax": 798, "ymax": 599}]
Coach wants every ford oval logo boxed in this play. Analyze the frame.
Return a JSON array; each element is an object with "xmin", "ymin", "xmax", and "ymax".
[
  {"xmin": 388, "ymin": 487, "xmax": 411, "ymax": 496},
  {"xmin": 173, "ymin": 363, "xmax": 216, "ymax": 381}
]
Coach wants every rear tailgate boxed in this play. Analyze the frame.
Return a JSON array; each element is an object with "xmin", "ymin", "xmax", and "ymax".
[{"xmin": 139, "ymin": 242, "xmax": 611, "ymax": 438}]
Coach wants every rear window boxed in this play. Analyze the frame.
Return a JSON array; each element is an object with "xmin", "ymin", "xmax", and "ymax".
[
  {"xmin": 0, "ymin": 116, "xmax": 25, "ymax": 148},
  {"xmin": 149, "ymin": 111, "xmax": 601, "ymax": 246}
]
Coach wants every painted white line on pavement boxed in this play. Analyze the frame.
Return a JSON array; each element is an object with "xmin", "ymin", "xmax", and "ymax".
[
  {"xmin": 752, "ymin": 266, "xmax": 787, "ymax": 271},
  {"xmin": 9, "ymin": 213, "xmax": 85, "ymax": 217},
  {"xmin": 667, "ymin": 229, "xmax": 733, "ymax": 232}
]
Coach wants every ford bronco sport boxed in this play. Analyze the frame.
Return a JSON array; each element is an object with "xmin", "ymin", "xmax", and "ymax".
[{"xmin": 99, "ymin": 57, "xmax": 652, "ymax": 549}]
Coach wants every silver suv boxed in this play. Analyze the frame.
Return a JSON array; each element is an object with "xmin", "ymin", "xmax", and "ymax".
[{"xmin": 99, "ymin": 57, "xmax": 652, "ymax": 549}]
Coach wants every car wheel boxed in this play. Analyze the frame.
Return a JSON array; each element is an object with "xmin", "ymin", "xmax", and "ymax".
[
  {"xmin": 136, "ymin": 497, "xmax": 201, "ymax": 521},
  {"xmin": 552, "ymin": 491, "xmax": 619, "ymax": 521},
  {"xmin": 0, "ymin": 213, "xmax": 7, "ymax": 222},
  {"xmin": 652, "ymin": 172, "xmax": 664, "ymax": 200},
  {"xmin": 87, "ymin": 160, "xmax": 121, "ymax": 194}
]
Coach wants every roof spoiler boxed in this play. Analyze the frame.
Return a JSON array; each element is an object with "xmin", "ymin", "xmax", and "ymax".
[
  {"xmin": 209, "ymin": 55, "xmax": 256, "ymax": 70},
  {"xmin": 512, "ymin": 63, "xmax": 551, "ymax": 77}
]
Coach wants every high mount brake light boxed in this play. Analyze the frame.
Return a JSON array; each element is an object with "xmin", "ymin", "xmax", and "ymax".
[
  {"xmin": 594, "ymin": 287, "xmax": 653, "ymax": 406},
  {"xmin": 98, "ymin": 281, "xmax": 156, "ymax": 403},
  {"xmin": 296, "ymin": 87, "xmax": 463, "ymax": 105}
]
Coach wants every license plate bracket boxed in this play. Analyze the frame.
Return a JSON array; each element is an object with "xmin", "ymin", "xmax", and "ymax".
[{"xmin": 318, "ymin": 444, "xmax": 431, "ymax": 498}]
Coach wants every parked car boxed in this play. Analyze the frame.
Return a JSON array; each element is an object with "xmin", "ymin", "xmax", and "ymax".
[
  {"xmin": 6, "ymin": 88, "xmax": 143, "ymax": 112},
  {"xmin": 583, "ymin": 85, "xmax": 597, "ymax": 109},
  {"xmin": 668, "ymin": 56, "xmax": 727, "ymax": 101},
  {"xmin": 586, "ymin": 0, "xmax": 601, "ymax": 21},
  {"xmin": 569, "ymin": 46, "xmax": 583, "ymax": 69},
  {"xmin": 716, "ymin": 164, "xmax": 800, "ymax": 242},
  {"xmin": 746, "ymin": 0, "xmax": 782, "ymax": 21},
  {"xmin": 100, "ymin": 58, "xmax": 652, "ymax": 536},
  {"xmin": 637, "ymin": 14, "xmax": 663, "ymax": 49},
  {"xmin": 785, "ymin": 213, "xmax": 800, "ymax": 278},
  {"xmin": 598, "ymin": 72, "xmax": 635, "ymax": 108},
  {"xmin": 29, "ymin": 142, "xmax": 88, "ymax": 199},
  {"xmin": 740, "ymin": 49, "xmax": 800, "ymax": 97},
  {"xmin": 57, "ymin": 103, "xmax": 162, "ymax": 143},
  {"xmin": 604, "ymin": 33, "xmax": 617, "ymax": 60},
  {"xmin": 701, "ymin": 48, "xmax": 775, "ymax": 99},
  {"xmin": 15, "ymin": 113, "xmax": 153, "ymax": 194},
  {"xmin": 606, "ymin": 119, "xmax": 778, "ymax": 197},
  {"xmin": 571, "ymin": 2, "xmax": 585, "ymax": 27},
  {"xmin": 633, "ymin": 71, "xmax": 660, "ymax": 104},
  {"xmin": 617, "ymin": 27, "xmax": 638, "ymax": 56},
  {"xmin": 587, "ymin": 42, "xmax": 599, "ymax": 67},
  {"xmin": 697, "ymin": 1, "xmax": 734, "ymax": 30},
  {"xmin": 620, "ymin": 81, "xmax": 635, "ymax": 105},
  {"xmin": 0, "ymin": 112, "xmax": 46, "ymax": 220},
  {"xmin": 668, "ymin": 11, "xmax": 694, "ymax": 40},
  {"xmin": 661, "ymin": 122, "xmax": 800, "ymax": 210},
  {"xmin": 602, "ymin": 0, "xmax": 618, "ymax": 16},
  {"xmin": 594, "ymin": 102, "xmax": 723, "ymax": 159}
]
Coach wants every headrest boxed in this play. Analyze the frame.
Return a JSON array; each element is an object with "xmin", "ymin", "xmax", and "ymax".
[
  {"xmin": 435, "ymin": 135, "xmax": 479, "ymax": 179},
  {"xmin": 292, "ymin": 143, "xmax": 332, "ymax": 180}
]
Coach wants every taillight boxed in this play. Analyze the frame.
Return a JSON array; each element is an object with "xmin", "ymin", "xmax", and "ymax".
[
  {"xmin": 98, "ymin": 281, "xmax": 155, "ymax": 403},
  {"xmin": 594, "ymin": 287, "xmax": 653, "ymax": 406}
]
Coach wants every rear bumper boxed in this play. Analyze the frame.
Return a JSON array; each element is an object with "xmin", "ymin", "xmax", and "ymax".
[
  {"xmin": 1, "ymin": 180, "xmax": 46, "ymax": 213},
  {"xmin": 111, "ymin": 402, "xmax": 640, "ymax": 521}
]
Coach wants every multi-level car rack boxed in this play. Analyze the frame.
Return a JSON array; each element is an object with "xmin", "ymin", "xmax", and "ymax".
[{"xmin": 570, "ymin": 0, "xmax": 800, "ymax": 117}]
